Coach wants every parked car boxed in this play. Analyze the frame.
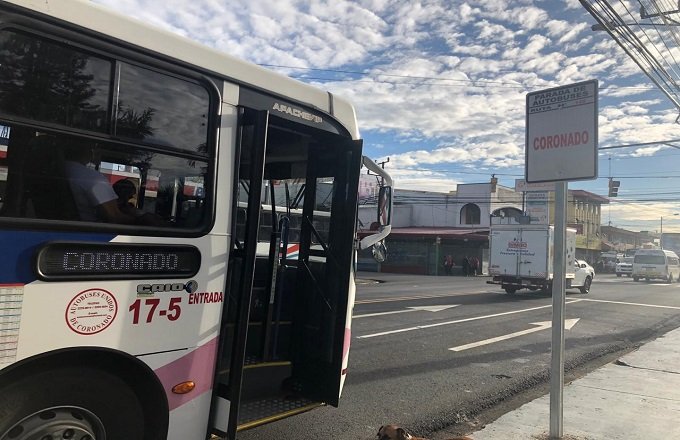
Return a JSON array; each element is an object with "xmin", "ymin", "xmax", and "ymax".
[
  {"xmin": 616, "ymin": 257, "xmax": 634, "ymax": 277},
  {"xmin": 574, "ymin": 259, "xmax": 595, "ymax": 293}
]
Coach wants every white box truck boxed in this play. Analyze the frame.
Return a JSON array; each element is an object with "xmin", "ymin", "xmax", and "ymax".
[{"xmin": 487, "ymin": 225, "xmax": 578, "ymax": 294}]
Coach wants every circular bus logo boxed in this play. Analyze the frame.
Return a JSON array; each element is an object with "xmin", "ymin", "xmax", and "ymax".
[{"xmin": 65, "ymin": 288, "xmax": 118, "ymax": 335}]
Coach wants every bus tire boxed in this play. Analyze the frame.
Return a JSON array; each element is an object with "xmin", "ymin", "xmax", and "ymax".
[
  {"xmin": 579, "ymin": 276, "xmax": 592, "ymax": 294},
  {"xmin": 0, "ymin": 366, "xmax": 145, "ymax": 440},
  {"xmin": 633, "ymin": 276, "xmax": 639, "ymax": 281},
  {"xmin": 504, "ymin": 287, "xmax": 517, "ymax": 294}
]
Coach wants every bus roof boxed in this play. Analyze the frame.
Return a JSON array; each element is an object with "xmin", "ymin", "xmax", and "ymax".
[{"xmin": 4, "ymin": 0, "xmax": 359, "ymax": 138}]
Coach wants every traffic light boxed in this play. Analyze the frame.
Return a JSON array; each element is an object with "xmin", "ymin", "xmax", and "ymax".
[{"xmin": 608, "ymin": 178, "xmax": 620, "ymax": 197}]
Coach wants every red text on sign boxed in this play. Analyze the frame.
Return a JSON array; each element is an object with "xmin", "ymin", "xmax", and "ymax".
[
  {"xmin": 533, "ymin": 131, "xmax": 589, "ymax": 150},
  {"xmin": 188, "ymin": 292, "xmax": 224, "ymax": 304}
]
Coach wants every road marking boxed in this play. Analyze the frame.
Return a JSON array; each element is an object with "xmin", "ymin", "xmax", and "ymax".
[
  {"xmin": 357, "ymin": 299, "xmax": 583, "ymax": 339},
  {"xmin": 355, "ymin": 291, "xmax": 492, "ymax": 304},
  {"xmin": 578, "ymin": 298, "xmax": 680, "ymax": 310},
  {"xmin": 449, "ymin": 318, "xmax": 580, "ymax": 352},
  {"xmin": 353, "ymin": 304, "xmax": 459, "ymax": 319}
]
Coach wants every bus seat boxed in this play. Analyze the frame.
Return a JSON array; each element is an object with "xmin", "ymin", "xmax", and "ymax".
[{"xmin": 23, "ymin": 136, "xmax": 80, "ymax": 221}]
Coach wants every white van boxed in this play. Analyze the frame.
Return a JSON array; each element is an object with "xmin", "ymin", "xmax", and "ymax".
[{"xmin": 632, "ymin": 249, "xmax": 680, "ymax": 282}]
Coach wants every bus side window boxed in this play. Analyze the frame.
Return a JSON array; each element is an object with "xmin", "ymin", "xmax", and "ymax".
[
  {"xmin": 26, "ymin": 136, "xmax": 81, "ymax": 221},
  {"xmin": 0, "ymin": 128, "xmax": 81, "ymax": 221}
]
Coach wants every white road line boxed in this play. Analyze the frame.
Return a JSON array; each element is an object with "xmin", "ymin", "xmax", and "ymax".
[
  {"xmin": 353, "ymin": 305, "xmax": 459, "ymax": 319},
  {"xmin": 355, "ymin": 290, "xmax": 494, "ymax": 304},
  {"xmin": 449, "ymin": 318, "xmax": 580, "ymax": 352},
  {"xmin": 578, "ymin": 298, "xmax": 680, "ymax": 310},
  {"xmin": 357, "ymin": 299, "xmax": 583, "ymax": 339}
]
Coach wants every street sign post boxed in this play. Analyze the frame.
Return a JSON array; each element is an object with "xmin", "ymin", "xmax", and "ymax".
[
  {"xmin": 525, "ymin": 80, "xmax": 598, "ymax": 439},
  {"xmin": 525, "ymin": 80, "xmax": 598, "ymax": 183}
]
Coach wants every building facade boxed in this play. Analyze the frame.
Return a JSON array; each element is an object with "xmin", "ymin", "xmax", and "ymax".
[
  {"xmin": 358, "ymin": 182, "xmax": 522, "ymax": 274},
  {"xmin": 359, "ymin": 181, "xmax": 613, "ymax": 274}
]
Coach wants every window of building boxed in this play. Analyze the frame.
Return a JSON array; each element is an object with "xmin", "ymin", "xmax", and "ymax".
[{"xmin": 460, "ymin": 203, "xmax": 481, "ymax": 225}]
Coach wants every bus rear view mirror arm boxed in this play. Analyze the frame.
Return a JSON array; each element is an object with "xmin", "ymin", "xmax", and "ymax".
[{"xmin": 359, "ymin": 156, "xmax": 392, "ymax": 250}]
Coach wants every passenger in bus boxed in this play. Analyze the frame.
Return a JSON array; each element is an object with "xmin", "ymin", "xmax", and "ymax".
[
  {"xmin": 63, "ymin": 145, "xmax": 160, "ymax": 225},
  {"xmin": 113, "ymin": 178, "xmax": 143, "ymax": 217},
  {"xmin": 113, "ymin": 178, "xmax": 166, "ymax": 226}
]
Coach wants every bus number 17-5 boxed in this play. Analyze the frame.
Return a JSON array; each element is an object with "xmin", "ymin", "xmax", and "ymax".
[{"xmin": 129, "ymin": 297, "xmax": 182, "ymax": 324}]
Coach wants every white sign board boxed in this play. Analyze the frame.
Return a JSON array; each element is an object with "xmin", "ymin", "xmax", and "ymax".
[
  {"xmin": 526, "ymin": 191, "xmax": 549, "ymax": 224},
  {"xmin": 525, "ymin": 80, "xmax": 598, "ymax": 183},
  {"xmin": 514, "ymin": 179, "xmax": 555, "ymax": 193}
]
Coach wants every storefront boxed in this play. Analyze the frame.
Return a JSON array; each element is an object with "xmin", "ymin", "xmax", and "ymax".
[{"xmin": 358, "ymin": 227, "xmax": 489, "ymax": 275}]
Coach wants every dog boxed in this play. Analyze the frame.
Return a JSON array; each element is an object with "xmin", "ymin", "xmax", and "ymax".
[{"xmin": 377, "ymin": 424, "xmax": 473, "ymax": 440}]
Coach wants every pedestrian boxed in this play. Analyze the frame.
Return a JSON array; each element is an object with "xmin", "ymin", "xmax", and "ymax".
[
  {"xmin": 444, "ymin": 254, "xmax": 453, "ymax": 275},
  {"xmin": 472, "ymin": 256, "xmax": 480, "ymax": 276},
  {"xmin": 462, "ymin": 256, "xmax": 470, "ymax": 276}
]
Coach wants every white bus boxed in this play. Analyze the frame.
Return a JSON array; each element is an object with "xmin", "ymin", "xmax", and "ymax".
[
  {"xmin": 632, "ymin": 249, "xmax": 680, "ymax": 283},
  {"xmin": 0, "ymin": 1, "xmax": 392, "ymax": 439}
]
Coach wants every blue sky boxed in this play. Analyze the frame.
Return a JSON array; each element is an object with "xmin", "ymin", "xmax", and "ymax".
[{"xmin": 92, "ymin": 0, "xmax": 680, "ymax": 233}]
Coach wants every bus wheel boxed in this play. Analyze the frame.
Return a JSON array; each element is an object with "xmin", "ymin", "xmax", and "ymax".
[
  {"xmin": 0, "ymin": 367, "xmax": 144, "ymax": 440},
  {"xmin": 633, "ymin": 276, "xmax": 639, "ymax": 281},
  {"xmin": 504, "ymin": 287, "xmax": 517, "ymax": 294}
]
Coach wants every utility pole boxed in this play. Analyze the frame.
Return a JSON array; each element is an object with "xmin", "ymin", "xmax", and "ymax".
[{"xmin": 608, "ymin": 156, "xmax": 612, "ymax": 226}]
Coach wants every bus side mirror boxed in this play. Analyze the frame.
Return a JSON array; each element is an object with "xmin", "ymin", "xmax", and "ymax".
[
  {"xmin": 358, "ymin": 156, "xmax": 393, "ymax": 253},
  {"xmin": 377, "ymin": 186, "xmax": 392, "ymax": 227}
]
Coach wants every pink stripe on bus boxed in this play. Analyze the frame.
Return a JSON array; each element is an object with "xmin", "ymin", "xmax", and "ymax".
[
  {"xmin": 343, "ymin": 327, "xmax": 351, "ymax": 360},
  {"xmin": 154, "ymin": 337, "xmax": 219, "ymax": 411}
]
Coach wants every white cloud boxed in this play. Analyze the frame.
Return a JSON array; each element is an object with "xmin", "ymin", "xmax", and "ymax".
[
  {"xmin": 90, "ymin": 0, "xmax": 680, "ymax": 229},
  {"xmin": 607, "ymin": 202, "xmax": 680, "ymax": 232},
  {"xmin": 385, "ymin": 167, "xmax": 462, "ymax": 192}
]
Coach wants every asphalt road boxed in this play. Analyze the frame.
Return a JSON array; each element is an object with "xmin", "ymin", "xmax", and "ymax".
[{"xmin": 236, "ymin": 273, "xmax": 680, "ymax": 440}]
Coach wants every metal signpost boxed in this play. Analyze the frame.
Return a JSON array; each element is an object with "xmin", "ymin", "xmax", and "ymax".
[{"xmin": 525, "ymin": 80, "xmax": 598, "ymax": 439}]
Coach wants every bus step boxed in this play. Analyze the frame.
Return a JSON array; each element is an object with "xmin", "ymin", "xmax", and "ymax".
[
  {"xmin": 216, "ymin": 358, "xmax": 291, "ymax": 375},
  {"xmin": 244, "ymin": 356, "xmax": 290, "ymax": 367},
  {"xmin": 240, "ymin": 361, "xmax": 292, "ymax": 401},
  {"xmin": 236, "ymin": 396, "xmax": 323, "ymax": 431}
]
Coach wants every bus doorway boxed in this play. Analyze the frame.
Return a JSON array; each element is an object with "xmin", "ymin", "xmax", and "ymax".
[{"xmin": 213, "ymin": 108, "xmax": 362, "ymax": 438}]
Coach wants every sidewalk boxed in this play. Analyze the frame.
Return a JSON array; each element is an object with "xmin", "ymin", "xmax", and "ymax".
[
  {"xmin": 469, "ymin": 326, "xmax": 680, "ymax": 439},
  {"xmin": 356, "ymin": 270, "xmax": 487, "ymax": 284}
]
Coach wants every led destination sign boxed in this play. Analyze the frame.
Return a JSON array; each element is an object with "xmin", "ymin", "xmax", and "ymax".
[{"xmin": 36, "ymin": 242, "xmax": 201, "ymax": 280}]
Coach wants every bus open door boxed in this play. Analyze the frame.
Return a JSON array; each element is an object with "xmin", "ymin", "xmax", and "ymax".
[{"xmin": 211, "ymin": 105, "xmax": 380, "ymax": 438}]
